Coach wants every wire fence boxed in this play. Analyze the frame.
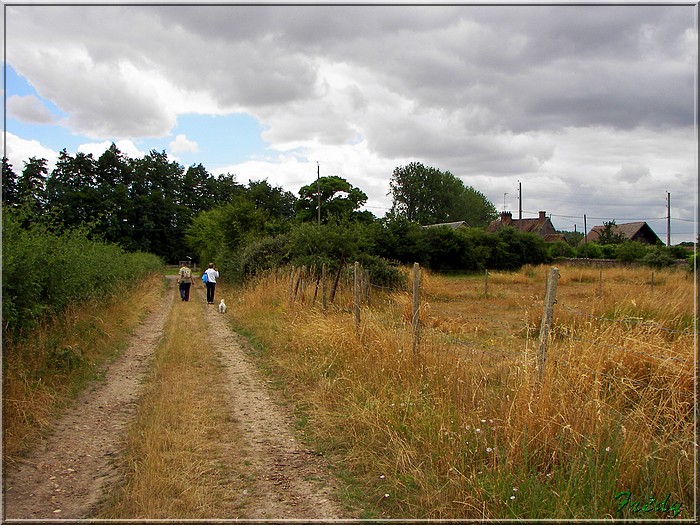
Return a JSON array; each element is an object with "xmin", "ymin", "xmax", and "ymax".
[{"xmin": 284, "ymin": 262, "xmax": 696, "ymax": 393}]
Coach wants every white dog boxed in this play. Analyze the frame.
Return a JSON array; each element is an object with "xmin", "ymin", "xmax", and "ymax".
[{"xmin": 218, "ymin": 299, "xmax": 227, "ymax": 314}]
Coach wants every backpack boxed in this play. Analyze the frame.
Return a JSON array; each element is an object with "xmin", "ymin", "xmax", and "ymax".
[
  {"xmin": 181, "ymin": 267, "xmax": 191, "ymax": 279},
  {"xmin": 202, "ymin": 272, "xmax": 208, "ymax": 283}
]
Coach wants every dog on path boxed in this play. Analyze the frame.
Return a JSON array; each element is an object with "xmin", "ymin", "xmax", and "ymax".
[{"xmin": 218, "ymin": 299, "xmax": 227, "ymax": 314}]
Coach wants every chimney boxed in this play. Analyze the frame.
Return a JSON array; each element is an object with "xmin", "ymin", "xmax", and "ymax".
[
  {"xmin": 538, "ymin": 211, "xmax": 546, "ymax": 223},
  {"xmin": 500, "ymin": 211, "xmax": 512, "ymax": 225}
]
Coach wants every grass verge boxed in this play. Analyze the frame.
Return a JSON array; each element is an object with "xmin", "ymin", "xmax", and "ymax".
[{"xmin": 3, "ymin": 273, "xmax": 166, "ymax": 461}]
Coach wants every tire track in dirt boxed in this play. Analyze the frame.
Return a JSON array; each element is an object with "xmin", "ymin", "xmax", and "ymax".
[
  {"xmin": 3, "ymin": 277, "xmax": 174, "ymax": 520},
  {"xmin": 195, "ymin": 284, "xmax": 347, "ymax": 519}
]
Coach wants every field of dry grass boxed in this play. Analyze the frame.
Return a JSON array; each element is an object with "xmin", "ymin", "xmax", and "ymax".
[{"xmin": 225, "ymin": 263, "xmax": 696, "ymax": 519}]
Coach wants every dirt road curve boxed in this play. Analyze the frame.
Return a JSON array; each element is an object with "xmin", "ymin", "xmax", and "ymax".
[{"xmin": 3, "ymin": 277, "xmax": 346, "ymax": 520}]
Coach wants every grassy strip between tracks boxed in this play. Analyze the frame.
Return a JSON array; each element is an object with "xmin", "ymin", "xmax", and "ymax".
[{"xmin": 98, "ymin": 287, "xmax": 250, "ymax": 519}]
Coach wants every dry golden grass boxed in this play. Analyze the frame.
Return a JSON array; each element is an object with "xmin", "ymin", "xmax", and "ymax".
[
  {"xmin": 226, "ymin": 263, "xmax": 695, "ymax": 520},
  {"xmin": 99, "ymin": 294, "xmax": 247, "ymax": 519},
  {"xmin": 3, "ymin": 274, "xmax": 165, "ymax": 461}
]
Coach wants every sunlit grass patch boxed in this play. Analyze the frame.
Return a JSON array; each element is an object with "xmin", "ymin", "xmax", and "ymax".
[{"xmin": 224, "ymin": 264, "xmax": 695, "ymax": 520}]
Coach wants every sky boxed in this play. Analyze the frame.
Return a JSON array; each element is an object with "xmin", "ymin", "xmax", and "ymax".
[{"xmin": 3, "ymin": 1, "xmax": 698, "ymax": 244}]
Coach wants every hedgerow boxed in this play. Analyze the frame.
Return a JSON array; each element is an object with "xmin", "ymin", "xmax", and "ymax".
[{"xmin": 2, "ymin": 207, "xmax": 163, "ymax": 341}]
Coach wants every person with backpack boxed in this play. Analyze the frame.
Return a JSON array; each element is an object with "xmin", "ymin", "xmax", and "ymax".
[
  {"xmin": 178, "ymin": 262, "xmax": 194, "ymax": 301},
  {"xmin": 204, "ymin": 263, "xmax": 220, "ymax": 304}
]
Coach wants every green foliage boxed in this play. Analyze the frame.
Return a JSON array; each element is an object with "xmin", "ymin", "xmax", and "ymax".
[
  {"xmin": 616, "ymin": 241, "xmax": 647, "ymax": 262},
  {"xmin": 599, "ymin": 243, "xmax": 618, "ymax": 259},
  {"xmin": 2, "ymin": 156, "xmax": 20, "ymax": 207},
  {"xmin": 492, "ymin": 227, "xmax": 552, "ymax": 270},
  {"xmin": 549, "ymin": 240, "xmax": 576, "ymax": 259},
  {"xmin": 596, "ymin": 221, "xmax": 626, "ymax": 245},
  {"xmin": 296, "ymin": 175, "xmax": 368, "ymax": 223},
  {"xmin": 577, "ymin": 242, "xmax": 604, "ymax": 259},
  {"xmin": 2, "ymin": 206, "xmax": 163, "ymax": 341},
  {"xmin": 640, "ymin": 249, "xmax": 677, "ymax": 269},
  {"xmin": 238, "ymin": 234, "xmax": 291, "ymax": 277},
  {"xmin": 388, "ymin": 161, "xmax": 497, "ymax": 226}
]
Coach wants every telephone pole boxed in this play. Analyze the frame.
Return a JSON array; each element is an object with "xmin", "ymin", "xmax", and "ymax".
[
  {"xmin": 666, "ymin": 191, "xmax": 671, "ymax": 246},
  {"xmin": 518, "ymin": 180, "xmax": 522, "ymax": 230},
  {"xmin": 317, "ymin": 162, "xmax": 321, "ymax": 226}
]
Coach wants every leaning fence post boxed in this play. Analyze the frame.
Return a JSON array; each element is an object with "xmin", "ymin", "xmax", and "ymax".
[
  {"xmin": 288, "ymin": 266, "xmax": 296, "ymax": 305},
  {"xmin": 322, "ymin": 263, "xmax": 328, "ymax": 311},
  {"xmin": 537, "ymin": 267, "xmax": 560, "ymax": 382},
  {"xmin": 651, "ymin": 271, "xmax": 654, "ymax": 291},
  {"xmin": 597, "ymin": 269, "xmax": 603, "ymax": 297},
  {"xmin": 484, "ymin": 269, "xmax": 489, "ymax": 296},
  {"xmin": 411, "ymin": 262, "xmax": 421, "ymax": 361},
  {"xmin": 354, "ymin": 261, "xmax": 361, "ymax": 331}
]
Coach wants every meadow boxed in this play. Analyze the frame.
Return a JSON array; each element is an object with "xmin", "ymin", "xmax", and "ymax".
[{"xmin": 225, "ymin": 262, "xmax": 696, "ymax": 520}]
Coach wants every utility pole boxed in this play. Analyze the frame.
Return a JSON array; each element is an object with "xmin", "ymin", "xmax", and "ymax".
[
  {"xmin": 583, "ymin": 214, "xmax": 587, "ymax": 244},
  {"xmin": 516, "ymin": 181, "xmax": 522, "ymax": 228},
  {"xmin": 503, "ymin": 192, "xmax": 508, "ymax": 212},
  {"xmin": 666, "ymin": 191, "xmax": 671, "ymax": 246},
  {"xmin": 317, "ymin": 162, "xmax": 321, "ymax": 226}
]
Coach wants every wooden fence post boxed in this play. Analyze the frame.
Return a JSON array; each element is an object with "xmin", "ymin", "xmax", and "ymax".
[
  {"xmin": 312, "ymin": 266, "xmax": 321, "ymax": 306},
  {"xmin": 354, "ymin": 261, "xmax": 361, "ymax": 331},
  {"xmin": 322, "ymin": 263, "xmax": 327, "ymax": 311},
  {"xmin": 411, "ymin": 262, "xmax": 421, "ymax": 361},
  {"xmin": 484, "ymin": 269, "xmax": 489, "ymax": 296},
  {"xmin": 651, "ymin": 271, "xmax": 655, "ymax": 291},
  {"xmin": 330, "ymin": 254, "xmax": 345, "ymax": 304},
  {"xmin": 597, "ymin": 269, "xmax": 603, "ymax": 297},
  {"xmin": 288, "ymin": 266, "xmax": 296, "ymax": 305},
  {"xmin": 537, "ymin": 267, "xmax": 560, "ymax": 382}
]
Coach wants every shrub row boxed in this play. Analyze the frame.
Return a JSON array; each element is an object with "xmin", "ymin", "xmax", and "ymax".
[{"xmin": 2, "ymin": 208, "xmax": 163, "ymax": 340}]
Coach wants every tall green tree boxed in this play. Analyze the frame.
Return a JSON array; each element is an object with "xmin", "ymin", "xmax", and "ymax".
[
  {"xmin": 296, "ymin": 175, "xmax": 367, "ymax": 223},
  {"xmin": 388, "ymin": 162, "xmax": 496, "ymax": 226},
  {"xmin": 95, "ymin": 143, "xmax": 134, "ymax": 248},
  {"xmin": 247, "ymin": 179, "xmax": 296, "ymax": 220},
  {"xmin": 17, "ymin": 157, "xmax": 48, "ymax": 216},
  {"xmin": 2, "ymin": 157, "xmax": 19, "ymax": 207},
  {"xmin": 46, "ymin": 149, "xmax": 101, "ymax": 228}
]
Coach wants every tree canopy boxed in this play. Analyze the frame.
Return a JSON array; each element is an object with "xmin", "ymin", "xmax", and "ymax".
[
  {"xmin": 296, "ymin": 175, "xmax": 368, "ymax": 223},
  {"xmin": 388, "ymin": 161, "xmax": 497, "ymax": 227}
]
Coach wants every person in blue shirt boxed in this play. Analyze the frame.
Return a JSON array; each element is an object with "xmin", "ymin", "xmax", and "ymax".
[{"xmin": 204, "ymin": 263, "xmax": 220, "ymax": 304}]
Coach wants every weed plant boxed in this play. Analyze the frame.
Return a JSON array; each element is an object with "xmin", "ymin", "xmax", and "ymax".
[{"xmin": 226, "ymin": 264, "xmax": 695, "ymax": 520}]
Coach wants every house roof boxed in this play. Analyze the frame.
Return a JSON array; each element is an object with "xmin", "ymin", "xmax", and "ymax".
[
  {"xmin": 422, "ymin": 221, "xmax": 469, "ymax": 229},
  {"xmin": 587, "ymin": 221, "xmax": 661, "ymax": 244}
]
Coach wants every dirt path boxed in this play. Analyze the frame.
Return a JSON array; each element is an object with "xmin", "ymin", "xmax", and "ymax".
[
  {"xmin": 3, "ymin": 276, "xmax": 347, "ymax": 520},
  {"xmin": 196, "ymin": 285, "xmax": 344, "ymax": 519}
]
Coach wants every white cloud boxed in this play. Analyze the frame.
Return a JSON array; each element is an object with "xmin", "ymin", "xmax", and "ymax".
[
  {"xmin": 7, "ymin": 95, "xmax": 56, "ymax": 124},
  {"xmin": 77, "ymin": 140, "xmax": 145, "ymax": 160},
  {"xmin": 4, "ymin": 4, "xmax": 696, "ymax": 243},
  {"xmin": 4, "ymin": 131, "xmax": 59, "ymax": 173},
  {"xmin": 169, "ymin": 134, "xmax": 199, "ymax": 154}
]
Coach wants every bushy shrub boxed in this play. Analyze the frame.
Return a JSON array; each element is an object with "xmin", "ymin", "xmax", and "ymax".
[
  {"xmin": 599, "ymin": 243, "xmax": 618, "ymax": 259},
  {"xmin": 640, "ymin": 249, "xmax": 676, "ymax": 269},
  {"xmin": 238, "ymin": 234, "xmax": 291, "ymax": 278},
  {"xmin": 2, "ymin": 208, "xmax": 163, "ymax": 340},
  {"xmin": 549, "ymin": 240, "xmax": 575, "ymax": 259},
  {"xmin": 616, "ymin": 241, "xmax": 647, "ymax": 262},
  {"xmin": 576, "ymin": 242, "xmax": 603, "ymax": 259}
]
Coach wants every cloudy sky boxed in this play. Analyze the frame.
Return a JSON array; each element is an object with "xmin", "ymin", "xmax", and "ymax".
[{"xmin": 4, "ymin": 2, "xmax": 697, "ymax": 243}]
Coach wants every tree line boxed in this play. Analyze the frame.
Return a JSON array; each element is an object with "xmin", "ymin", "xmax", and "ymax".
[
  {"xmin": 2, "ymin": 148, "xmax": 499, "ymax": 265},
  {"xmin": 4, "ymin": 145, "xmax": 689, "ymax": 291}
]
